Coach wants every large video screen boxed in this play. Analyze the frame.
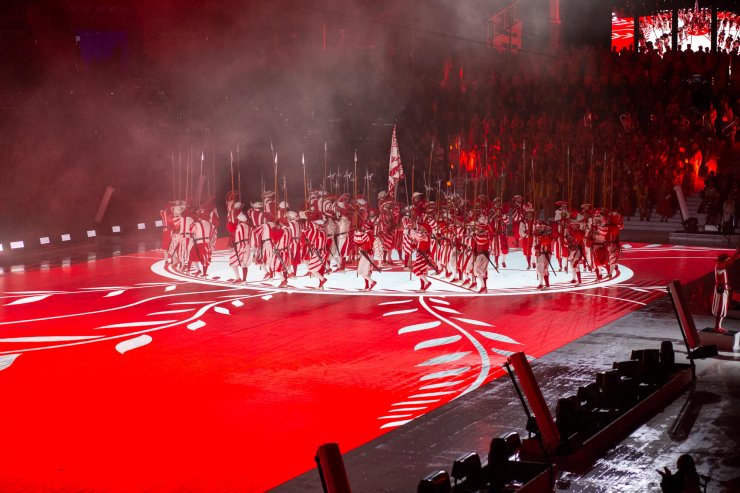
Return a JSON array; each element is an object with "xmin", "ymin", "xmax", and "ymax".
[
  {"xmin": 639, "ymin": 11, "xmax": 672, "ymax": 54},
  {"xmin": 611, "ymin": 11, "xmax": 634, "ymax": 52},
  {"xmin": 676, "ymin": 7, "xmax": 711, "ymax": 52},
  {"xmin": 718, "ymin": 11, "xmax": 740, "ymax": 54}
]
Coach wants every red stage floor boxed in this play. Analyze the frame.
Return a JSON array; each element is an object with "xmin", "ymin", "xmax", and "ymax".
[{"xmin": 0, "ymin": 242, "xmax": 726, "ymax": 492}]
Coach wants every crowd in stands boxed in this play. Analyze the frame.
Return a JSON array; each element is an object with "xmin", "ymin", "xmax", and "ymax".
[
  {"xmin": 4, "ymin": 28, "xmax": 740, "ymax": 238},
  {"xmin": 397, "ymin": 43, "xmax": 740, "ymax": 227}
]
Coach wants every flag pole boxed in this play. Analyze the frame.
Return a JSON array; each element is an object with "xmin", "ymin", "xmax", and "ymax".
[
  {"xmin": 237, "ymin": 143, "xmax": 242, "ymax": 201},
  {"xmin": 230, "ymin": 150, "xmax": 234, "ymax": 195},
  {"xmin": 522, "ymin": 140, "xmax": 526, "ymax": 203},
  {"xmin": 274, "ymin": 152, "xmax": 278, "ymax": 209},
  {"xmin": 171, "ymin": 151, "xmax": 176, "ymax": 201},
  {"xmin": 199, "ymin": 150, "xmax": 204, "ymax": 205},
  {"xmin": 302, "ymin": 153, "xmax": 307, "ymax": 209},
  {"xmin": 427, "ymin": 138, "xmax": 434, "ymax": 200},
  {"xmin": 324, "ymin": 141, "xmax": 327, "ymax": 192},
  {"xmin": 353, "ymin": 149, "xmax": 358, "ymax": 227}
]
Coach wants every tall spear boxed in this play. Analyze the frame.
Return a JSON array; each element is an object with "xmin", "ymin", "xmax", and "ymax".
[
  {"xmin": 274, "ymin": 151, "xmax": 278, "ymax": 206},
  {"xmin": 531, "ymin": 155, "xmax": 535, "ymax": 214},
  {"xmin": 198, "ymin": 150, "xmax": 204, "ymax": 205},
  {"xmin": 484, "ymin": 137, "xmax": 489, "ymax": 197},
  {"xmin": 188, "ymin": 146, "xmax": 193, "ymax": 205},
  {"xmin": 590, "ymin": 144, "xmax": 595, "ymax": 205},
  {"xmin": 603, "ymin": 150, "xmax": 607, "ymax": 209},
  {"xmin": 185, "ymin": 149, "xmax": 190, "ymax": 205},
  {"xmin": 230, "ymin": 150, "xmax": 234, "ymax": 195},
  {"xmin": 171, "ymin": 151, "xmax": 176, "ymax": 201},
  {"xmin": 457, "ymin": 135, "xmax": 462, "ymax": 185},
  {"xmin": 353, "ymin": 149, "xmax": 358, "ymax": 227},
  {"xmin": 427, "ymin": 138, "xmax": 434, "ymax": 200},
  {"xmin": 324, "ymin": 141, "xmax": 328, "ymax": 192},
  {"xmin": 282, "ymin": 175, "xmax": 288, "ymax": 207},
  {"xmin": 522, "ymin": 140, "xmax": 526, "ymax": 202},
  {"xmin": 610, "ymin": 156, "xmax": 615, "ymax": 210},
  {"xmin": 237, "ymin": 143, "xmax": 242, "ymax": 201},
  {"xmin": 566, "ymin": 144, "xmax": 570, "ymax": 203},
  {"xmin": 302, "ymin": 153, "xmax": 307, "ymax": 209},
  {"xmin": 211, "ymin": 144, "xmax": 215, "ymax": 200},
  {"xmin": 364, "ymin": 170, "xmax": 373, "ymax": 205},
  {"xmin": 178, "ymin": 149, "xmax": 182, "ymax": 200},
  {"xmin": 411, "ymin": 153, "xmax": 415, "ymax": 201}
]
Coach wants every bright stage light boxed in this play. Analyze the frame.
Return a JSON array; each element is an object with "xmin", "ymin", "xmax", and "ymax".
[
  {"xmin": 0, "ymin": 243, "xmax": 3, "ymax": 252},
  {"xmin": 61, "ymin": 234, "xmax": 71, "ymax": 242},
  {"xmin": 87, "ymin": 230, "xmax": 96, "ymax": 238},
  {"xmin": 40, "ymin": 237, "xmax": 50, "ymax": 245},
  {"xmin": 112, "ymin": 226, "xmax": 121, "ymax": 233},
  {"xmin": 155, "ymin": 220, "xmax": 163, "ymax": 227},
  {"xmin": 10, "ymin": 241, "xmax": 24, "ymax": 249},
  {"xmin": 138, "ymin": 223, "xmax": 146, "ymax": 230}
]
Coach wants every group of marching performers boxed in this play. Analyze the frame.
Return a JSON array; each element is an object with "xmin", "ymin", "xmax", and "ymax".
[{"xmin": 158, "ymin": 189, "xmax": 624, "ymax": 293}]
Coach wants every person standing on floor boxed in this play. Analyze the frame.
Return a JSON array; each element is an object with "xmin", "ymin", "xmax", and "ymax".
[{"xmin": 712, "ymin": 250, "xmax": 740, "ymax": 333}]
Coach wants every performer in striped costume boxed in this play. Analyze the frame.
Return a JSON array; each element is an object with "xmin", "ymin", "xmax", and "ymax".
[
  {"xmin": 190, "ymin": 209, "xmax": 213, "ymax": 277},
  {"xmin": 411, "ymin": 224, "xmax": 432, "ymax": 291},
  {"xmin": 229, "ymin": 212, "xmax": 252, "ymax": 282},
  {"xmin": 712, "ymin": 251, "xmax": 739, "ymax": 333},
  {"xmin": 160, "ymin": 202, "xmax": 175, "ymax": 264},
  {"xmin": 534, "ymin": 221, "xmax": 553, "ymax": 289},
  {"xmin": 285, "ymin": 211, "xmax": 303, "ymax": 277},
  {"xmin": 553, "ymin": 201, "xmax": 570, "ymax": 272},
  {"xmin": 353, "ymin": 222, "xmax": 377, "ymax": 290},
  {"xmin": 519, "ymin": 207, "xmax": 535, "ymax": 270},
  {"xmin": 304, "ymin": 216, "xmax": 328, "ymax": 289},
  {"xmin": 567, "ymin": 221, "xmax": 586, "ymax": 286},
  {"xmin": 490, "ymin": 202, "xmax": 509, "ymax": 269},
  {"xmin": 473, "ymin": 218, "xmax": 492, "ymax": 293},
  {"xmin": 459, "ymin": 224, "xmax": 475, "ymax": 287},
  {"xmin": 605, "ymin": 210, "xmax": 623, "ymax": 279},
  {"xmin": 270, "ymin": 222, "xmax": 292, "ymax": 288}
]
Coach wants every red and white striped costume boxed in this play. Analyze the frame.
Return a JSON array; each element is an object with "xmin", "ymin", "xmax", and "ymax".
[
  {"xmin": 160, "ymin": 206, "xmax": 173, "ymax": 253},
  {"xmin": 269, "ymin": 225, "xmax": 291, "ymax": 274},
  {"xmin": 229, "ymin": 221, "xmax": 252, "ymax": 268},
  {"xmin": 208, "ymin": 206, "xmax": 220, "ymax": 251},
  {"xmin": 337, "ymin": 215, "xmax": 352, "ymax": 258},
  {"xmin": 519, "ymin": 219, "xmax": 535, "ymax": 266},
  {"xmin": 712, "ymin": 264, "xmax": 731, "ymax": 318},
  {"xmin": 401, "ymin": 216, "xmax": 416, "ymax": 265},
  {"xmin": 304, "ymin": 222, "xmax": 328, "ymax": 276},
  {"xmin": 353, "ymin": 229, "xmax": 375, "ymax": 280},
  {"xmin": 553, "ymin": 213, "xmax": 570, "ymax": 269},
  {"xmin": 473, "ymin": 224, "xmax": 492, "ymax": 280},
  {"xmin": 190, "ymin": 218, "xmax": 213, "ymax": 273},
  {"xmin": 411, "ymin": 228, "xmax": 432, "ymax": 277},
  {"xmin": 458, "ymin": 229, "xmax": 475, "ymax": 276},
  {"xmin": 286, "ymin": 219, "xmax": 303, "ymax": 267},
  {"xmin": 534, "ymin": 228, "xmax": 553, "ymax": 288},
  {"xmin": 491, "ymin": 212, "xmax": 509, "ymax": 262},
  {"xmin": 176, "ymin": 214, "xmax": 195, "ymax": 269},
  {"xmin": 511, "ymin": 201, "xmax": 524, "ymax": 244},
  {"xmin": 378, "ymin": 208, "xmax": 396, "ymax": 252}
]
